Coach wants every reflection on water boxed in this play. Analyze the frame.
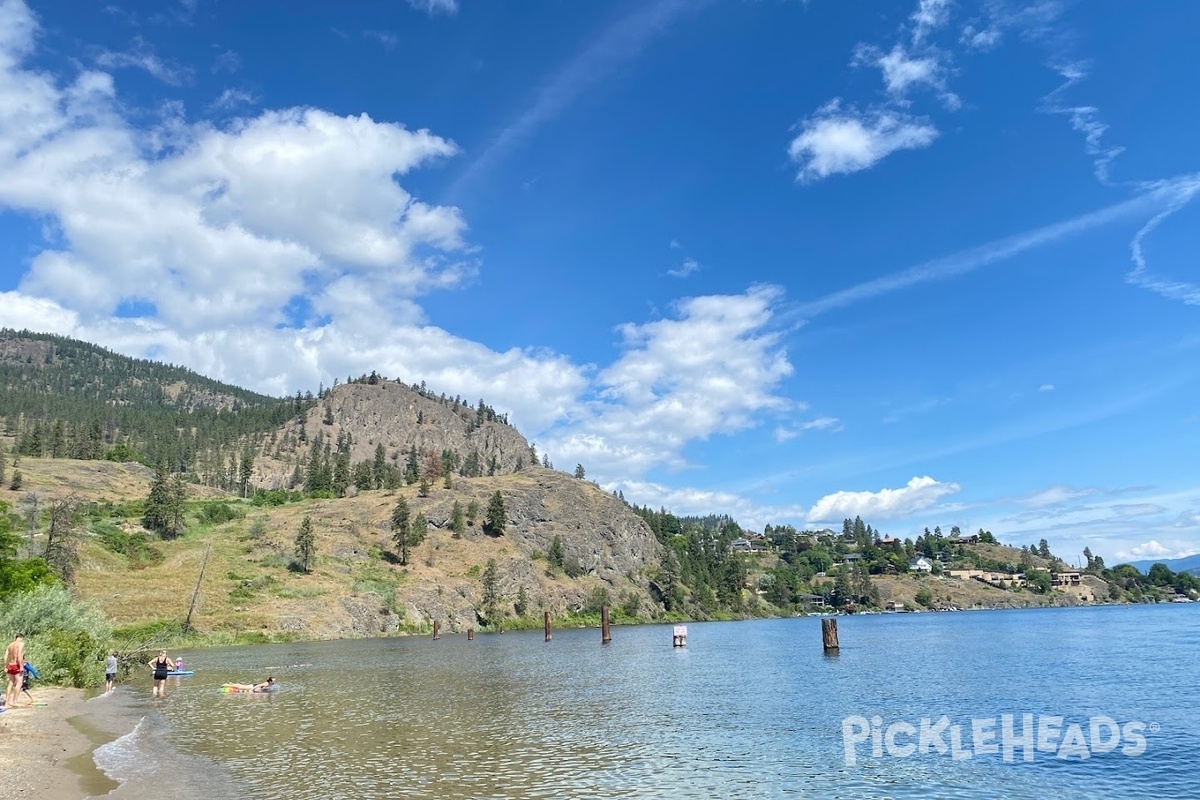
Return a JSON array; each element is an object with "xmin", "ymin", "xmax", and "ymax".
[{"xmin": 94, "ymin": 606, "xmax": 1200, "ymax": 799}]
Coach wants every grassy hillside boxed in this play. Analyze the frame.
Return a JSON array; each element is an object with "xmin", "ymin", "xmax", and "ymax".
[{"xmin": 2, "ymin": 452, "xmax": 663, "ymax": 644}]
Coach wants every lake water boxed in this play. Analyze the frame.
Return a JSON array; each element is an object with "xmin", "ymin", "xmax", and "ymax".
[{"xmin": 81, "ymin": 605, "xmax": 1200, "ymax": 799}]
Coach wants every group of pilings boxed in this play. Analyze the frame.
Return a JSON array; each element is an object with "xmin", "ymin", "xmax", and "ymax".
[{"xmin": 430, "ymin": 608, "xmax": 842, "ymax": 652}]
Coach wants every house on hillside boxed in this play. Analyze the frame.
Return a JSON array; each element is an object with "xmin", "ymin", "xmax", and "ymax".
[
  {"xmin": 909, "ymin": 556, "xmax": 934, "ymax": 573},
  {"xmin": 876, "ymin": 536, "xmax": 900, "ymax": 546},
  {"xmin": 731, "ymin": 537, "xmax": 753, "ymax": 553},
  {"xmin": 953, "ymin": 533, "xmax": 980, "ymax": 544},
  {"xmin": 842, "ymin": 552, "xmax": 864, "ymax": 564}
]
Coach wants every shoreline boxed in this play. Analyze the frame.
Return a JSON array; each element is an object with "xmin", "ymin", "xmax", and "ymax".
[{"xmin": 0, "ymin": 686, "xmax": 117, "ymax": 799}]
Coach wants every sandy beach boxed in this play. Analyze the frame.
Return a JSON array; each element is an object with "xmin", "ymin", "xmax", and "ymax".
[{"xmin": 0, "ymin": 687, "xmax": 114, "ymax": 799}]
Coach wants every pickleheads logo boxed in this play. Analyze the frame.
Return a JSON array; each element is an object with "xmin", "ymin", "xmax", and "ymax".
[{"xmin": 842, "ymin": 714, "xmax": 1156, "ymax": 766}]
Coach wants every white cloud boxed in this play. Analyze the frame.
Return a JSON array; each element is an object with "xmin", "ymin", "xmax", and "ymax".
[
  {"xmin": 667, "ymin": 257, "xmax": 700, "ymax": 278},
  {"xmin": 910, "ymin": 0, "xmax": 953, "ymax": 45},
  {"xmin": 792, "ymin": 178, "xmax": 1197, "ymax": 318},
  {"xmin": 210, "ymin": 88, "xmax": 256, "ymax": 111},
  {"xmin": 669, "ymin": 238, "xmax": 681, "ymax": 249},
  {"xmin": 363, "ymin": 30, "xmax": 399, "ymax": 49},
  {"xmin": 449, "ymin": 0, "xmax": 705, "ymax": 196},
  {"xmin": 1126, "ymin": 177, "xmax": 1200, "ymax": 307},
  {"xmin": 546, "ymin": 286, "xmax": 794, "ymax": 478},
  {"xmin": 775, "ymin": 416, "xmax": 842, "ymax": 441},
  {"xmin": 788, "ymin": 100, "xmax": 938, "ymax": 182},
  {"xmin": 1117, "ymin": 540, "xmax": 1173, "ymax": 560},
  {"xmin": 1175, "ymin": 510, "xmax": 1200, "ymax": 529},
  {"xmin": 806, "ymin": 476, "xmax": 961, "ymax": 524},
  {"xmin": 960, "ymin": 24, "xmax": 1000, "ymax": 50},
  {"xmin": 95, "ymin": 37, "xmax": 192, "ymax": 85},
  {"xmin": 1021, "ymin": 485, "xmax": 1096, "ymax": 508},
  {"xmin": 407, "ymin": 0, "xmax": 458, "ymax": 15},
  {"xmin": 211, "ymin": 50, "xmax": 240, "ymax": 74},
  {"xmin": 862, "ymin": 44, "xmax": 942, "ymax": 96},
  {"xmin": 1038, "ymin": 383, "xmax": 1054, "ymax": 392}
]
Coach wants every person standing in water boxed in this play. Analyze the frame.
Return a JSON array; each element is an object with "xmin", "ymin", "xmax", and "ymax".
[
  {"xmin": 4, "ymin": 633, "xmax": 24, "ymax": 709},
  {"xmin": 105, "ymin": 651, "xmax": 118, "ymax": 693},
  {"xmin": 147, "ymin": 650, "xmax": 174, "ymax": 698}
]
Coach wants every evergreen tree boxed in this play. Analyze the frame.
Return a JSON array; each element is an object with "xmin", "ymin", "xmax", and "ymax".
[
  {"xmin": 483, "ymin": 491, "xmax": 506, "ymax": 536},
  {"xmin": 373, "ymin": 443, "xmax": 386, "ymax": 489},
  {"xmin": 409, "ymin": 514, "xmax": 428, "ymax": 550},
  {"xmin": 8, "ymin": 470, "xmax": 21, "ymax": 491},
  {"xmin": 418, "ymin": 478, "xmax": 430, "ymax": 498},
  {"xmin": 574, "ymin": 464, "xmax": 586, "ymax": 480},
  {"xmin": 390, "ymin": 497, "xmax": 411, "ymax": 565},
  {"xmin": 481, "ymin": 558, "xmax": 500, "ymax": 624},
  {"xmin": 295, "ymin": 516, "xmax": 316, "ymax": 573},
  {"xmin": 1037, "ymin": 539, "xmax": 1052, "ymax": 559},
  {"xmin": 239, "ymin": 446, "xmax": 255, "ymax": 498},
  {"xmin": 332, "ymin": 451, "xmax": 351, "ymax": 496},
  {"xmin": 0, "ymin": 441, "xmax": 6, "ymax": 487},
  {"xmin": 548, "ymin": 535, "xmax": 565, "ymax": 570},
  {"xmin": 450, "ymin": 501, "xmax": 465, "ymax": 537},
  {"xmin": 466, "ymin": 499, "xmax": 479, "ymax": 527},
  {"xmin": 143, "ymin": 465, "xmax": 176, "ymax": 537}
]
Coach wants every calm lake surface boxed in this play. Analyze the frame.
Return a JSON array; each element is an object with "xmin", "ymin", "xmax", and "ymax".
[{"xmin": 84, "ymin": 605, "xmax": 1200, "ymax": 799}]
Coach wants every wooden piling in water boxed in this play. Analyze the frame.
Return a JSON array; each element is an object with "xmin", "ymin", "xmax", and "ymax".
[
  {"xmin": 433, "ymin": 621, "xmax": 441, "ymax": 640},
  {"xmin": 601, "ymin": 606, "xmax": 611, "ymax": 644},
  {"xmin": 544, "ymin": 611, "xmax": 552, "ymax": 642},
  {"xmin": 821, "ymin": 618, "xmax": 839, "ymax": 653},
  {"xmin": 466, "ymin": 627, "xmax": 474, "ymax": 641}
]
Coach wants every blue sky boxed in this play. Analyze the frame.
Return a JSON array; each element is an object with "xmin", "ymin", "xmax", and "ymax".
[{"xmin": 1, "ymin": 0, "xmax": 1198, "ymax": 565}]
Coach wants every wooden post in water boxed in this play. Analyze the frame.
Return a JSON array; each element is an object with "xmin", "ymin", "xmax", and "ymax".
[
  {"xmin": 821, "ymin": 618, "xmax": 839, "ymax": 653},
  {"xmin": 544, "ymin": 611, "xmax": 552, "ymax": 642},
  {"xmin": 466, "ymin": 627, "xmax": 474, "ymax": 641},
  {"xmin": 601, "ymin": 606, "xmax": 611, "ymax": 644},
  {"xmin": 433, "ymin": 621, "xmax": 441, "ymax": 640}
]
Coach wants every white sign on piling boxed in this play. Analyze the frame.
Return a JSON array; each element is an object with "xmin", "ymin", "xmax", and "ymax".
[{"xmin": 672, "ymin": 625, "xmax": 687, "ymax": 647}]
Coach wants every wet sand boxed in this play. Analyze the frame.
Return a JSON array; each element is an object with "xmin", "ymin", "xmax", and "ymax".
[{"xmin": 0, "ymin": 687, "xmax": 119, "ymax": 799}]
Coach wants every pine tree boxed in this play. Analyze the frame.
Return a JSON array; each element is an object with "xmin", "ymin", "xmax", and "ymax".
[
  {"xmin": 143, "ymin": 464, "xmax": 175, "ymax": 536},
  {"xmin": 450, "ymin": 501, "xmax": 465, "ymax": 537},
  {"xmin": 481, "ymin": 558, "xmax": 500, "ymax": 625},
  {"xmin": 0, "ymin": 441, "xmax": 6, "ymax": 487},
  {"xmin": 295, "ymin": 516, "xmax": 316, "ymax": 573},
  {"xmin": 483, "ymin": 491, "xmax": 506, "ymax": 536},
  {"xmin": 574, "ymin": 464, "xmax": 585, "ymax": 480},
  {"xmin": 391, "ymin": 497, "xmax": 411, "ymax": 565},
  {"xmin": 239, "ymin": 446, "xmax": 254, "ymax": 498},
  {"xmin": 466, "ymin": 499, "xmax": 479, "ymax": 527},
  {"xmin": 373, "ymin": 443, "xmax": 386, "ymax": 489}
]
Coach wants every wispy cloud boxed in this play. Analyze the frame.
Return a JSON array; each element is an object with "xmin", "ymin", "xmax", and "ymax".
[
  {"xmin": 211, "ymin": 49, "xmax": 239, "ymax": 74},
  {"xmin": 96, "ymin": 36, "xmax": 192, "ymax": 84},
  {"xmin": 791, "ymin": 177, "xmax": 1197, "ymax": 319},
  {"xmin": 1039, "ymin": 61, "xmax": 1124, "ymax": 184},
  {"xmin": 407, "ymin": 0, "xmax": 458, "ymax": 16},
  {"xmin": 1038, "ymin": 383, "xmax": 1054, "ymax": 392},
  {"xmin": 1125, "ymin": 177, "xmax": 1200, "ymax": 306},
  {"xmin": 448, "ymin": 0, "xmax": 708, "ymax": 197},
  {"xmin": 209, "ymin": 88, "xmax": 256, "ymax": 111},
  {"xmin": 363, "ymin": 30, "xmax": 398, "ymax": 49},
  {"xmin": 667, "ymin": 257, "xmax": 700, "ymax": 278}
]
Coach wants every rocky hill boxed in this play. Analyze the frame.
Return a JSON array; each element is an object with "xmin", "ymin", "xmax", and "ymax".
[{"xmin": 253, "ymin": 381, "xmax": 533, "ymax": 489}]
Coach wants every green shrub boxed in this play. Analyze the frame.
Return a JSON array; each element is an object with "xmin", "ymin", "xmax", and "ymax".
[
  {"xmin": 0, "ymin": 584, "xmax": 112, "ymax": 688},
  {"xmin": 199, "ymin": 501, "xmax": 244, "ymax": 525}
]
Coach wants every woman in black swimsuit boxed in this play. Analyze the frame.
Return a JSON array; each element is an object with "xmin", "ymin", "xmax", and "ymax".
[{"xmin": 147, "ymin": 650, "xmax": 175, "ymax": 698}]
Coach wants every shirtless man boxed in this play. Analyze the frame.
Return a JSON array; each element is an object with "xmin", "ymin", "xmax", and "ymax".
[{"xmin": 4, "ymin": 633, "xmax": 24, "ymax": 708}]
